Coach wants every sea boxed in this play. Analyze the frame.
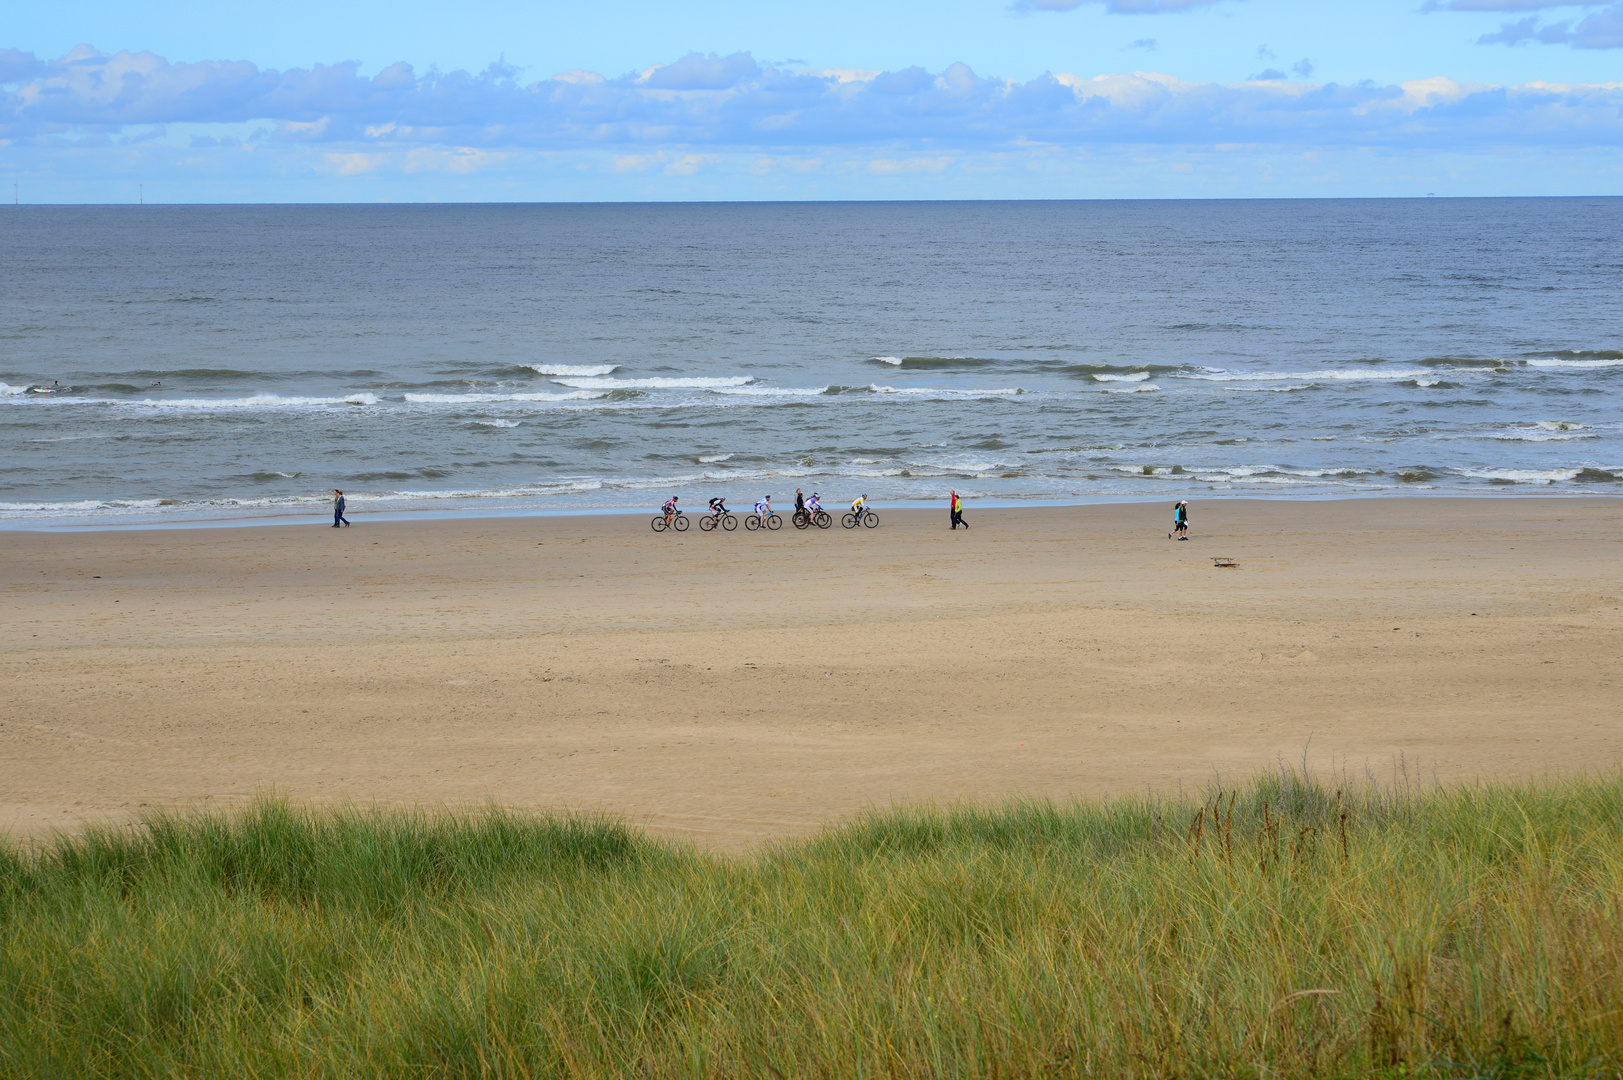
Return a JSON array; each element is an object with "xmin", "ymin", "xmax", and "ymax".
[{"xmin": 2, "ymin": 199, "xmax": 1619, "ymax": 527}]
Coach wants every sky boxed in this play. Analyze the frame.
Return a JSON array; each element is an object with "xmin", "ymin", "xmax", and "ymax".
[{"xmin": 3, "ymin": 0, "xmax": 1622, "ymax": 201}]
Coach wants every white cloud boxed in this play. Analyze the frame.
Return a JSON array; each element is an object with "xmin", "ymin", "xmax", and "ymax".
[
  {"xmin": 868, "ymin": 155, "xmax": 956, "ymax": 173},
  {"xmin": 1429, "ymin": 0, "xmax": 1606, "ymax": 9},
  {"xmin": 1011, "ymin": 0, "xmax": 1230, "ymax": 11},
  {"xmin": 663, "ymin": 152, "xmax": 719, "ymax": 175},
  {"xmin": 816, "ymin": 68, "xmax": 882, "ymax": 83},
  {"xmin": 1476, "ymin": 4, "xmax": 1623, "ymax": 46},
  {"xmin": 323, "ymin": 152, "xmax": 382, "ymax": 175},
  {"xmin": 3, "ymin": 45, "xmax": 1622, "ymax": 160},
  {"xmin": 641, "ymin": 52, "xmax": 761, "ymax": 90},
  {"xmin": 1426, "ymin": 0, "xmax": 1623, "ymax": 48}
]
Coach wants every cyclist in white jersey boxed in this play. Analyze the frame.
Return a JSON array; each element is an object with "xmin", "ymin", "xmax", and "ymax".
[
  {"xmin": 807, "ymin": 493, "xmax": 822, "ymax": 514},
  {"xmin": 754, "ymin": 496, "xmax": 772, "ymax": 523}
]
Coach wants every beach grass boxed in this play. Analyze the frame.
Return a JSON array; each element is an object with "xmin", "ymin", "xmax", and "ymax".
[{"xmin": 3, "ymin": 769, "xmax": 1622, "ymax": 1078}]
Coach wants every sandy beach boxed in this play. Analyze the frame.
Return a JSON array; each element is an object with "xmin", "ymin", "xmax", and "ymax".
[{"xmin": 2, "ymin": 497, "xmax": 1619, "ymax": 849}]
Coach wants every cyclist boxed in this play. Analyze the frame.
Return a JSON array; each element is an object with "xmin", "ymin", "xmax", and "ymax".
[
  {"xmin": 708, "ymin": 496, "xmax": 728, "ymax": 521},
  {"xmin": 851, "ymin": 493, "xmax": 867, "ymax": 524},
  {"xmin": 662, "ymin": 495, "xmax": 679, "ymax": 526},
  {"xmin": 807, "ymin": 492, "xmax": 822, "ymax": 516},
  {"xmin": 793, "ymin": 488, "xmax": 807, "ymax": 524},
  {"xmin": 754, "ymin": 495, "xmax": 772, "ymax": 524}
]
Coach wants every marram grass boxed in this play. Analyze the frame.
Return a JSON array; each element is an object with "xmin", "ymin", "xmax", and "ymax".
[{"xmin": 3, "ymin": 771, "xmax": 1623, "ymax": 1078}]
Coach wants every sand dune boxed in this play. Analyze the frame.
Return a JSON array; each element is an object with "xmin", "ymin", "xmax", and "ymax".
[{"xmin": 3, "ymin": 498, "xmax": 1620, "ymax": 849}]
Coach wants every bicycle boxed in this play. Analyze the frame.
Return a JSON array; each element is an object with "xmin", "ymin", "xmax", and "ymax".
[
  {"xmin": 796, "ymin": 509, "xmax": 832, "ymax": 529},
  {"xmin": 699, "ymin": 512, "xmax": 738, "ymax": 532},
  {"xmin": 744, "ymin": 512, "xmax": 782, "ymax": 531},
  {"xmin": 841, "ymin": 509, "xmax": 879, "ymax": 529},
  {"xmin": 651, "ymin": 510, "xmax": 690, "ymax": 532}
]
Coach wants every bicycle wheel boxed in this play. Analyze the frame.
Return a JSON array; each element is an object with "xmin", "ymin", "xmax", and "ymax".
[
  {"xmin": 792, "ymin": 511, "xmax": 809, "ymax": 530},
  {"xmin": 813, "ymin": 510, "xmax": 831, "ymax": 529},
  {"xmin": 699, "ymin": 515, "xmax": 716, "ymax": 531},
  {"xmin": 673, "ymin": 514, "xmax": 689, "ymax": 531},
  {"xmin": 863, "ymin": 512, "xmax": 879, "ymax": 529},
  {"xmin": 841, "ymin": 513, "xmax": 857, "ymax": 529},
  {"xmin": 745, "ymin": 515, "xmax": 760, "ymax": 531},
  {"xmin": 766, "ymin": 513, "xmax": 782, "ymax": 531},
  {"xmin": 722, "ymin": 513, "xmax": 737, "ymax": 531},
  {"xmin": 651, "ymin": 516, "xmax": 668, "ymax": 533}
]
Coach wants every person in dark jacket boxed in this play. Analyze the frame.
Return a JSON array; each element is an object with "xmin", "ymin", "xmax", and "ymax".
[
  {"xmin": 1170, "ymin": 500, "xmax": 1188, "ymax": 540},
  {"xmin": 949, "ymin": 489, "xmax": 967, "ymax": 529},
  {"xmin": 333, "ymin": 489, "xmax": 350, "ymax": 528}
]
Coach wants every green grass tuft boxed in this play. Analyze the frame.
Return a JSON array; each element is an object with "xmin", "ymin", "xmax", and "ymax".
[{"xmin": 3, "ymin": 774, "xmax": 1622, "ymax": 1077}]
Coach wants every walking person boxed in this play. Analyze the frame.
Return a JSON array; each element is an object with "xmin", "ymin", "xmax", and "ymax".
[
  {"xmin": 949, "ymin": 489, "xmax": 967, "ymax": 529},
  {"xmin": 333, "ymin": 489, "xmax": 350, "ymax": 528},
  {"xmin": 1170, "ymin": 499, "xmax": 1188, "ymax": 540}
]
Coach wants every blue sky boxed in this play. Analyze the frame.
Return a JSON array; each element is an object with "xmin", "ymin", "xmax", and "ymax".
[{"xmin": 4, "ymin": 0, "xmax": 1622, "ymax": 201}]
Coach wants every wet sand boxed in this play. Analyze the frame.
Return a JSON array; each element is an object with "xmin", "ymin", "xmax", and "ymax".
[{"xmin": 3, "ymin": 498, "xmax": 1620, "ymax": 849}]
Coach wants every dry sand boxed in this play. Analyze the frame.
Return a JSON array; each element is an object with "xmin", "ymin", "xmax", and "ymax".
[{"xmin": 3, "ymin": 498, "xmax": 1620, "ymax": 850}]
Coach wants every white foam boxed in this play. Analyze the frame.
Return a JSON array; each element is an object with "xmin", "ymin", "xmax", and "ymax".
[
  {"xmin": 550, "ymin": 376, "xmax": 753, "ymax": 389},
  {"xmin": 129, "ymin": 394, "xmax": 377, "ymax": 410},
  {"xmin": 709, "ymin": 386, "xmax": 829, "ymax": 397},
  {"xmin": 1093, "ymin": 371, "xmax": 1151, "ymax": 383},
  {"xmin": 1413, "ymin": 379, "xmax": 1442, "ymax": 388},
  {"xmin": 1185, "ymin": 369, "xmax": 1437, "ymax": 383},
  {"xmin": 474, "ymin": 419, "xmax": 522, "ymax": 428},
  {"xmin": 1278, "ymin": 467, "xmax": 1375, "ymax": 478},
  {"xmin": 1460, "ymin": 467, "xmax": 1583, "ymax": 484},
  {"xmin": 697, "ymin": 454, "xmax": 733, "ymax": 463},
  {"xmin": 376, "ymin": 480, "xmax": 605, "ymax": 500},
  {"xmin": 872, "ymin": 356, "xmax": 904, "ymax": 365},
  {"xmin": 1488, "ymin": 432, "xmax": 1596, "ymax": 443},
  {"xmin": 910, "ymin": 459, "xmax": 1012, "ymax": 476},
  {"xmin": 524, "ymin": 363, "xmax": 619, "ymax": 376},
  {"xmin": 1108, "ymin": 465, "xmax": 1179, "ymax": 477},
  {"xmin": 403, "ymin": 391, "xmax": 605, "ymax": 403},
  {"xmin": 1461, "ymin": 420, "xmax": 1596, "ymax": 443},
  {"xmin": 0, "ymin": 498, "xmax": 166, "ymax": 514},
  {"xmin": 0, "ymin": 383, "xmax": 28, "ymax": 396},
  {"xmin": 1100, "ymin": 383, "xmax": 1159, "ymax": 394},
  {"xmin": 1525, "ymin": 357, "xmax": 1623, "ymax": 369},
  {"xmin": 865, "ymin": 385, "xmax": 1022, "ymax": 397}
]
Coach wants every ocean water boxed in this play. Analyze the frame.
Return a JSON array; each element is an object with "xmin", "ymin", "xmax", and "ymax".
[{"xmin": 2, "ymin": 199, "xmax": 1620, "ymax": 526}]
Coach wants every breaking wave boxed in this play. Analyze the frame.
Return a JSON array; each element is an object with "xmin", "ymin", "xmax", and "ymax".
[{"xmin": 524, "ymin": 363, "xmax": 619, "ymax": 377}]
